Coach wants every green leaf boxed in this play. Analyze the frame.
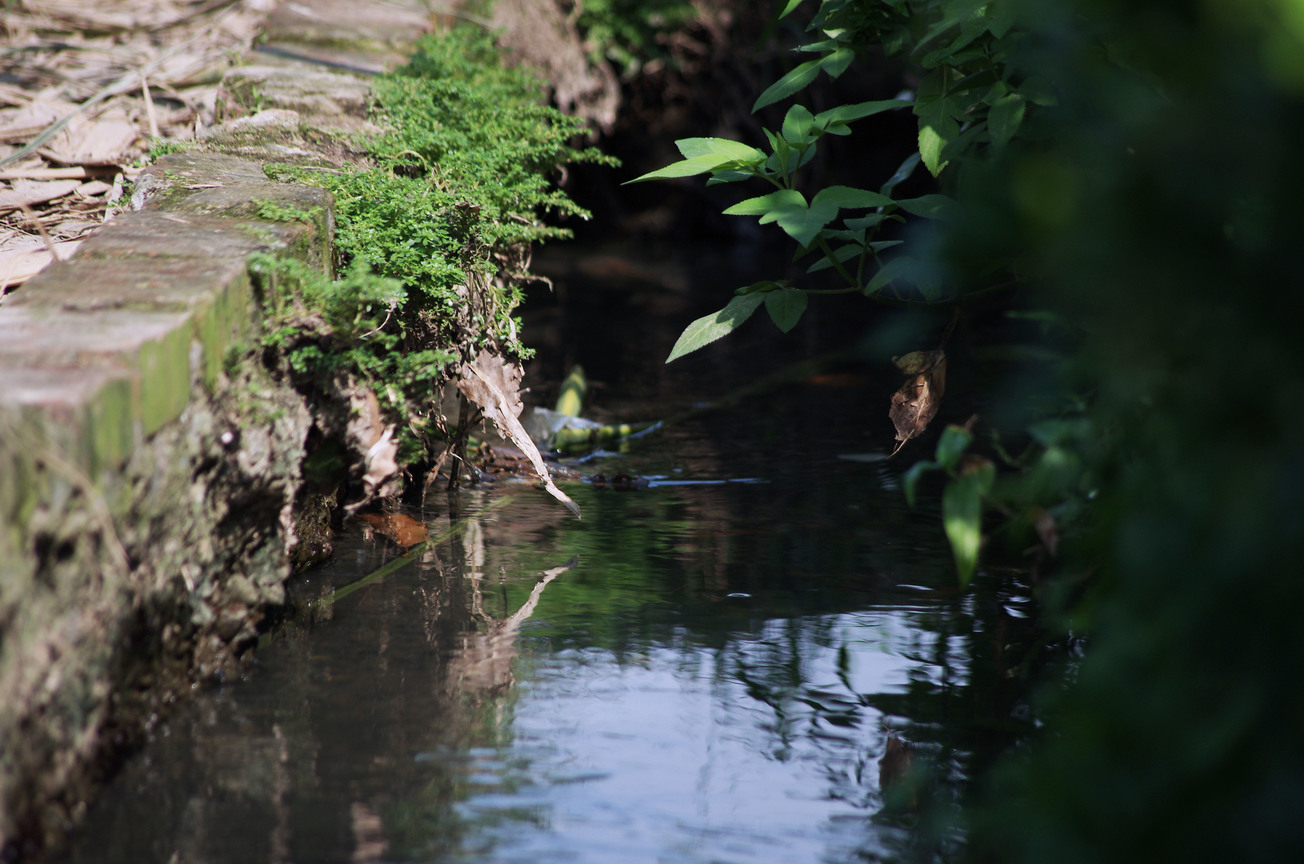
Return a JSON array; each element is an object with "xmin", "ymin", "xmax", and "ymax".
[
  {"xmin": 820, "ymin": 47, "xmax": 855, "ymax": 78},
  {"xmin": 943, "ymin": 471, "xmax": 985, "ymax": 588},
  {"xmin": 935, "ymin": 424, "xmax": 973, "ymax": 472},
  {"xmin": 880, "ymin": 152, "xmax": 921, "ymax": 196},
  {"xmin": 812, "ymin": 185, "xmax": 894, "ymax": 209},
  {"xmin": 807, "ymin": 243, "xmax": 860, "ymax": 273},
  {"xmin": 676, "ymin": 137, "xmax": 766, "ymax": 162},
  {"xmin": 781, "ymin": 105, "xmax": 816, "ymax": 145},
  {"xmin": 723, "ymin": 189, "xmax": 801, "ymax": 217},
  {"xmin": 778, "ymin": 0, "xmax": 804, "ymax": 18},
  {"xmin": 916, "ymin": 97, "xmax": 959, "ymax": 176},
  {"xmin": 753, "ymin": 59, "xmax": 822, "ymax": 111},
  {"xmin": 624, "ymin": 153, "xmax": 738, "ymax": 183},
  {"xmin": 903, "ymin": 460, "xmax": 939, "ymax": 507},
  {"xmin": 915, "ymin": 0, "xmax": 990, "ymax": 53},
  {"xmin": 815, "ymin": 99, "xmax": 911, "ymax": 127},
  {"xmin": 724, "ymin": 189, "xmax": 836, "ymax": 247},
  {"xmin": 919, "ymin": 124, "xmax": 946, "ymax": 177},
  {"xmin": 843, "ymin": 212, "xmax": 890, "ymax": 231},
  {"xmin": 865, "ymin": 256, "xmax": 915, "ymax": 295},
  {"xmin": 987, "ymin": 93, "xmax": 1026, "ymax": 150},
  {"xmin": 896, "ymin": 193, "xmax": 956, "ymax": 219},
  {"xmin": 665, "ymin": 293, "xmax": 765, "ymax": 363},
  {"xmin": 765, "ymin": 289, "xmax": 808, "ymax": 332},
  {"xmin": 625, "ymin": 139, "xmax": 766, "ymax": 184}
]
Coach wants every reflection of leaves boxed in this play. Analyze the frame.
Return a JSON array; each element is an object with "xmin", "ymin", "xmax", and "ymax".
[
  {"xmin": 457, "ymin": 350, "xmax": 581, "ymax": 517},
  {"xmin": 889, "ymin": 349, "xmax": 947, "ymax": 454},
  {"xmin": 357, "ymin": 511, "xmax": 429, "ymax": 548},
  {"xmin": 879, "ymin": 735, "xmax": 917, "ymax": 812}
]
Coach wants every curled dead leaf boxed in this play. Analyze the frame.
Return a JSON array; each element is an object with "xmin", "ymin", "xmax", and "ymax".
[
  {"xmin": 889, "ymin": 349, "xmax": 946, "ymax": 455},
  {"xmin": 457, "ymin": 350, "xmax": 581, "ymax": 518}
]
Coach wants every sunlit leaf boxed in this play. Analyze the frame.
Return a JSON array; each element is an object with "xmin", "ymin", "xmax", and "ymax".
[
  {"xmin": 665, "ymin": 293, "xmax": 765, "ymax": 362},
  {"xmin": 765, "ymin": 288, "xmax": 808, "ymax": 332},
  {"xmin": 676, "ymin": 137, "xmax": 767, "ymax": 161},
  {"xmin": 919, "ymin": 124, "xmax": 947, "ymax": 177},
  {"xmin": 624, "ymin": 153, "xmax": 736, "ymax": 183},
  {"xmin": 625, "ymin": 139, "xmax": 765, "ymax": 184},
  {"xmin": 724, "ymin": 189, "xmax": 802, "ymax": 217},
  {"xmin": 778, "ymin": 0, "xmax": 804, "ymax": 18},
  {"xmin": 753, "ymin": 59, "xmax": 822, "ymax": 111},
  {"xmin": 725, "ymin": 189, "xmax": 837, "ymax": 247},
  {"xmin": 782, "ymin": 104, "xmax": 816, "ymax": 144}
]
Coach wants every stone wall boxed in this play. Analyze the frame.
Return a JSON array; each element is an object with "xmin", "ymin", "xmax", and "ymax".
[{"xmin": 0, "ymin": 1, "xmax": 435, "ymax": 855}]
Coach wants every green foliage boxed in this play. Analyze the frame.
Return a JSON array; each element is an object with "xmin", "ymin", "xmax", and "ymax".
[
  {"xmin": 253, "ymin": 199, "xmax": 322, "ymax": 223},
  {"xmin": 253, "ymin": 255, "xmax": 456, "ymax": 463},
  {"xmin": 259, "ymin": 26, "xmax": 610, "ymax": 464}
]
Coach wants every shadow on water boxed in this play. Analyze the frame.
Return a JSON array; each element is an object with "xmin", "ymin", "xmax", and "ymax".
[{"xmin": 57, "ymin": 241, "xmax": 1041, "ymax": 864}]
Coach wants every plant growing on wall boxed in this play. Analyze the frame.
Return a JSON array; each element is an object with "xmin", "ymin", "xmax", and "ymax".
[{"xmin": 259, "ymin": 27, "xmax": 612, "ymax": 508}]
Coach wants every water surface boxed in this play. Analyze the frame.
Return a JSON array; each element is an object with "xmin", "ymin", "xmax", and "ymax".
[{"xmin": 60, "ymin": 242, "xmax": 1035, "ymax": 863}]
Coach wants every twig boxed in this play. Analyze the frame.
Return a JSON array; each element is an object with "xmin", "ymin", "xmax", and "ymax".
[{"xmin": 140, "ymin": 73, "xmax": 160, "ymax": 140}]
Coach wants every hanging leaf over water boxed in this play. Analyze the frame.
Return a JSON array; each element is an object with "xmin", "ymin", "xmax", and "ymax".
[
  {"xmin": 889, "ymin": 349, "xmax": 947, "ymax": 454},
  {"xmin": 457, "ymin": 351, "xmax": 581, "ymax": 517},
  {"xmin": 665, "ymin": 291, "xmax": 765, "ymax": 362}
]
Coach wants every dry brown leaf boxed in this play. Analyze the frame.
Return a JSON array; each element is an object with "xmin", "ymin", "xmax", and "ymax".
[
  {"xmin": 889, "ymin": 349, "xmax": 947, "ymax": 455},
  {"xmin": 356, "ymin": 511, "xmax": 428, "ymax": 549},
  {"xmin": 458, "ymin": 350, "xmax": 581, "ymax": 518},
  {"xmin": 0, "ymin": 178, "xmax": 81, "ymax": 210},
  {"xmin": 40, "ymin": 116, "xmax": 141, "ymax": 166}
]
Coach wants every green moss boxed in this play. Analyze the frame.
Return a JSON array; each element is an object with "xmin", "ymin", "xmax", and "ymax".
[{"xmin": 257, "ymin": 26, "xmax": 616, "ymax": 466}]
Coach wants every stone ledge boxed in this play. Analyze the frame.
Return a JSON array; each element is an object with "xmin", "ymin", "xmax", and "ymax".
[{"xmin": 0, "ymin": 0, "xmax": 435, "ymax": 856}]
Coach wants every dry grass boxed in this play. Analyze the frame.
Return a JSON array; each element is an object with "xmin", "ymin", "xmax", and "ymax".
[{"xmin": 0, "ymin": 0, "xmax": 274, "ymax": 294}]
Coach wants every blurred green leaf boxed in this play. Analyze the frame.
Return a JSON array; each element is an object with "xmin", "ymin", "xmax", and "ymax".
[
  {"xmin": 935, "ymin": 424, "xmax": 973, "ymax": 471},
  {"xmin": 943, "ymin": 470, "xmax": 985, "ymax": 587}
]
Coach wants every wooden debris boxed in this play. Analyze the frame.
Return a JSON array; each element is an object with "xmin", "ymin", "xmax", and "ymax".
[{"xmin": 0, "ymin": 0, "xmax": 268, "ymax": 293}]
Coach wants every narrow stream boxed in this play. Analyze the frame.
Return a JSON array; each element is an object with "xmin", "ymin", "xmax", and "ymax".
[{"xmin": 59, "ymin": 242, "xmax": 1036, "ymax": 864}]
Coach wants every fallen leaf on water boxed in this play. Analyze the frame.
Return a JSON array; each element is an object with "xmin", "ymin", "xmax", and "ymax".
[
  {"xmin": 357, "ymin": 511, "xmax": 428, "ymax": 548},
  {"xmin": 458, "ymin": 350, "xmax": 581, "ymax": 518},
  {"xmin": 889, "ymin": 349, "xmax": 946, "ymax": 455}
]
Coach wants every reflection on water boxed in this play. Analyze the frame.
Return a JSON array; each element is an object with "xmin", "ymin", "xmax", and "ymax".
[{"xmin": 57, "ymin": 243, "xmax": 1037, "ymax": 863}]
